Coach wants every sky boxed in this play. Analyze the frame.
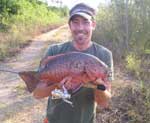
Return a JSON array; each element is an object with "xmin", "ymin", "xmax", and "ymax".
[{"xmin": 46, "ymin": 0, "xmax": 110, "ymax": 9}]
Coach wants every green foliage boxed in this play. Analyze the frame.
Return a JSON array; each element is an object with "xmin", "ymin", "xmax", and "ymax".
[
  {"xmin": 48, "ymin": 5, "xmax": 69, "ymax": 17},
  {"xmin": 0, "ymin": 0, "xmax": 68, "ymax": 30},
  {"xmin": 0, "ymin": 0, "xmax": 19, "ymax": 15},
  {"xmin": 125, "ymin": 53, "xmax": 141, "ymax": 77},
  {"xmin": 93, "ymin": 5, "xmax": 115, "ymax": 43},
  {"xmin": 0, "ymin": 44, "xmax": 7, "ymax": 60},
  {"xmin": 121, "ymin": 84, "xmax": 150, "ymax": 123},
  {"xmin": 0, "ymin": 0, "xmax": 20, "ymax": 29},
  {"xmin": 93, "ymin": 0, "xmax": 150, "ymax": 81},
  {"xmin": 8, "ymin": 0, "xmax": 62, "ymax": 26},
  {"xmin": 94, "ymin": 0, "xmax": 150, "ymax": 54},
  {"xmin": 0, "ymin": 0, "xmax": 68, "ymax": 60},
  {"xmin": 97, "ymin": 82, "xmax": 150, "ymax": 123}
]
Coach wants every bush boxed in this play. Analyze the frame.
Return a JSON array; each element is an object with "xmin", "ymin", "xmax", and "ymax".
[
  {"xmin": 125, "ymin": 53, "xmax": 141, "ymax": 77},
  {"xmin": 96, "ymin": 82, "xmax": 150, "ymax": 123},
  {"xmin": 0, "ymin": 0, "xmax": 68, "ymax": 60}
]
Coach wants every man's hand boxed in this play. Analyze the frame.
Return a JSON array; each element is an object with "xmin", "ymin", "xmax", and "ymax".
[
  {"xmin": 59, "ymin": 77, "xmax": 82, "ymax": 92},
  {"xmin": 94, "ymin": 78, "xmax": 112, "ymax": 108},
  {"xmin": 59, "ymin": 76, "xmax": 73, "ymax": 90},
  {"xmin": 94, "ymin": 78, "xmax": 111, "ymax": 92}
]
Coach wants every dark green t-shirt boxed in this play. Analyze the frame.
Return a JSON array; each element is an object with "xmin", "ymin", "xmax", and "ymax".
[{"xmin": 44, "ymin": 41, "xmax": 113, "ymax": 123}]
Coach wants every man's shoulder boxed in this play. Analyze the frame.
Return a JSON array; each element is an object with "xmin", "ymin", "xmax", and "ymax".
[
  {"xmin": 49, "ymin": 41, "xmax": 71, "ymax": 49},
  {"xmin": 46, "ymin": 41, "xmax": 71, "ymax": 55},
  {"xmin": 92, "ymin": 42, "xmax": 112, "ymax": 54}
]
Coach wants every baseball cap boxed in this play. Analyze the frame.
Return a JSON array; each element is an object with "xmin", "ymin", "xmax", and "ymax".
[{"xmin": 69, "ymin": 3, "xmax": 96, "ymax": 21}]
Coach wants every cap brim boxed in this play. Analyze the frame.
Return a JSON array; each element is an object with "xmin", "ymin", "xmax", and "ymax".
[{"xmin": 69, "ymin": 12, "xmax": 92, "ymax": 21}]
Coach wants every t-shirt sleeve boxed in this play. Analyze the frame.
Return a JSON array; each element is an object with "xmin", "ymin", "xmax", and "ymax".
[
  {"xmin": 44, "ymin": 44, "xmax": 56, "ymax": 57},
  {"xmin": 94, "ymin": 43, "xmax": 114, "ymax": 81},
  {"xmin": 38, "ymin": 45, "xmax": 56, "ymax": 71},
  {"xmin": 104, "ymin": 50, "xmax": 114, "ymax": 81}
]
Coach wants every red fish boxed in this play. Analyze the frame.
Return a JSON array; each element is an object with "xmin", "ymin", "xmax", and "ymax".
[{"xmin": 19, "ymin": 52, "xmax": 109, "ymax": 93}]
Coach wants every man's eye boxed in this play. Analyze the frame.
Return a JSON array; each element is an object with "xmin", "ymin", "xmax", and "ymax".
[
  {"xmin": 74, "ymin": 21, "xmax": 78, "ymax": 23},
  {"xmin": 84, "ymin": 21, "xmax": 90, "ymax": 24}
]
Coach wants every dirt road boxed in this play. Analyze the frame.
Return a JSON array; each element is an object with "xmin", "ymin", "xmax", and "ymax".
[{"xmin": 0, "ymin": 25, "xmax": 71, "ymax": 123}]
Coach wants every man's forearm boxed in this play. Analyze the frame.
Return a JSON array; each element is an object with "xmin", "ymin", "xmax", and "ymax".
[
  {"xmin": 95, "ymin": 89, "xmax": 112, "ymax": 108},
  {"xmin": 33, "ymin": 83, "xmax": 58, "ymax": 99}
]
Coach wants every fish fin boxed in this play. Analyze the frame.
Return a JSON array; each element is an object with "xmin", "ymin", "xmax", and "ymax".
[
  {"xmin": 40, "ymin": 52, "xmax": 78, "ymax": 69},
  {"xmin": 40, "ymin": 54, "xmax": 66, "ymax": 68},
  {"xmin": 19, "ymin": 71, "xmax": 39, "ymax": 93}
]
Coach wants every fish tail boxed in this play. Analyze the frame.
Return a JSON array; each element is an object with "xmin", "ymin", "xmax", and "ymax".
[{"xmin": 19, "ymin": 71, "xmax": 39, "ymax": 93}]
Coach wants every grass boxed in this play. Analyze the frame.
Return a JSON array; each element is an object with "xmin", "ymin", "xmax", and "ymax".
[
  {"xmin": 1, "ymin": 96, "xmax": 47, "ymax": 123},
  {"xmin": 49, "ymin": 25, "xmax": 71, "ymax": 42},
  {"xmin": 0, "ymin": 23, "xmax": 64, "ymax": 61},
  {"xmin": 0, "ymin": 103, "xmax": 7, "ymax": 109},
  {"xmin": 96, "ymin": 80, "xmax": 150, "ymax": 123},
  {"xmin": 14, "ymin": 83, "xmax": 26, "ymax": 96}
]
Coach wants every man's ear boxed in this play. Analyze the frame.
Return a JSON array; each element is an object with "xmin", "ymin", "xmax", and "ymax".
[
  {"xmin": 92, "ymin": 21, "xmax": 96, "ymax": 30},
  {"xmin": 68, "ymin": 22, "xmax": 73, "ymax": 31},
  {"xmin": 68, "ymin": 20, "xmax": 71, "ymax": 27}
]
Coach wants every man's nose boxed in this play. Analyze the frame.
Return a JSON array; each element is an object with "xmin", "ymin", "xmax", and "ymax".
[{"xmin": 78, "ymin": 22, "xmax": 84, "ymax": 30}]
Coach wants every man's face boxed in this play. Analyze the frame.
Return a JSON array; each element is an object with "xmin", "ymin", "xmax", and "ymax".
[{"xmin": 69, "ymin": 15, "xmax": 96, "ymax": 45}]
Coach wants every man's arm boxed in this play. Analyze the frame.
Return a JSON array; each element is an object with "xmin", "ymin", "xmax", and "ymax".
[
  {"xmin": 94, "ymin": 48, "xmax": 113, "ymax": 107},
  {"xmin": 33, "ymin": 76, "xmax": 72, "ymax": 99},
  {"xmin": 33, "ymin": 45, "xmax": 56, "ymax": 99},
  {"xmin": 94, "ymin": 78, "xmax": 112, "ymax": 108},
  {"xmin": 33, "ymin": 82, "xmax": 59, "ymax": 99}
]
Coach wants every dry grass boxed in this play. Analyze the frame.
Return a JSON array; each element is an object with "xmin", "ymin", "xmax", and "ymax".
[
  {"xmin": 3, "ymin": 98, "xmax": 47, "ymax": 123},
  {"xmin": 49, "ymin": 25, "xmax": 72, "ymax": 41},
  {"xmin": 0, "ymin": 24, "xmax": 63, "ymax": 61},
  {"xmin": 96, "ymin": 79, "xmax": 150, "ymax": 123}
]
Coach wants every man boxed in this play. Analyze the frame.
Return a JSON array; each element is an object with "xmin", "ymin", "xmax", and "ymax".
[{"xmin": 33, "ymin": 2, "xmax": 114, "ymax": 123}]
